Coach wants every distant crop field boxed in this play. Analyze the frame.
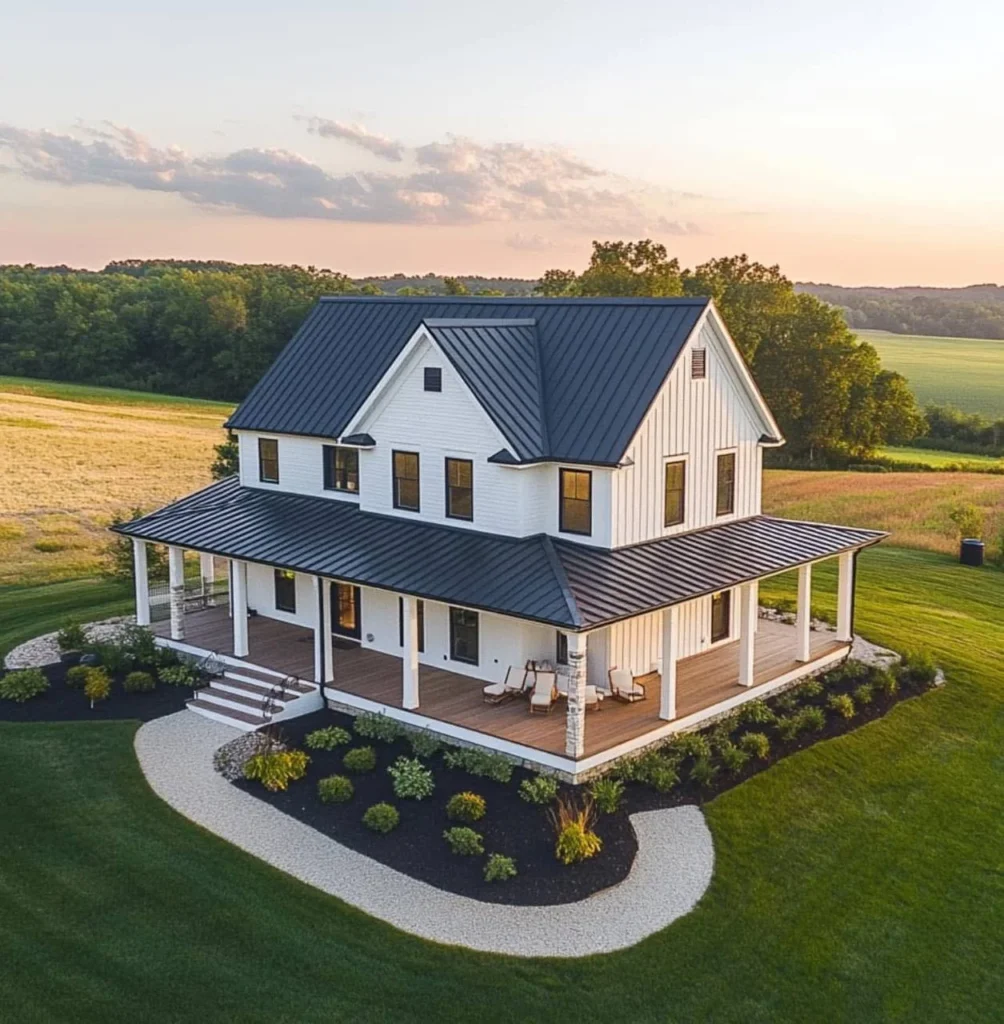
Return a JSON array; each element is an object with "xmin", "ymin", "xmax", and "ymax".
[
  {"xmin": 857, "ymin": 330, "xmax": 1004, "ymax": 418},
  {"xmin": 764, "ymin": 469, "xmax": 1004, "ymax": 556},
  {"xmin": 879, "ymin": 446, "xmax": 1004, "ymax": 468},
  {"xmin": 0, "ymin": 379, "xmax": 233, "ymax": 585}
]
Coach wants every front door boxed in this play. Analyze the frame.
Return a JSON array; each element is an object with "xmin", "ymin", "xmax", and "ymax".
[{"xmin": 332, "ymin": 583, "xmax": 361, "ymax": 642}]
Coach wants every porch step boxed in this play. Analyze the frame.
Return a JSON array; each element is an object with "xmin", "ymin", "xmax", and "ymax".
[
  {"xmin": 212, "ymin": 676, "xmax": 305, "ymax": 703},
  {"xmin": 222, "ymin": 664, "xmax": 314, "ymax": 693},
  {"xmin": 198, "ymin": 684, "xmax": 283, "ymax": 716},
  {"xmin": 186, "ymin": 698, "xmax": 264, "ymax": 731}
]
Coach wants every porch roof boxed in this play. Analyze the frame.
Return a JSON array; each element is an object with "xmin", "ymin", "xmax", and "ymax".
[{"xmin": 115, "ymin": 477, "xmax": 884, "ymax": 630}]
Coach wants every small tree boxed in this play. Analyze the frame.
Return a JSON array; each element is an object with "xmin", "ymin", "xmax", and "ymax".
[
  {"xmin": 211, "ymin": 429, "xmax": 240, "ymax": 479},
  {"xmin": 104, "ymin": 510, "xmax": 168, "ymax": 581},
  {"xmin": 948, "ymin": 503, "xmax": 984, "ymax": 540}
]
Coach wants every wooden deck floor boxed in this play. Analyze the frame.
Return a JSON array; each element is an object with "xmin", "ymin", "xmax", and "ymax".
[{"xmin": 155, "ymin": 607, "xmax": 846, "ymax": 760}]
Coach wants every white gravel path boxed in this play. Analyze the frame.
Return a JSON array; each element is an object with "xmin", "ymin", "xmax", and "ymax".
[{"xmin": 135, "ymin": 711, "xmax": 714, "ymax": 958}]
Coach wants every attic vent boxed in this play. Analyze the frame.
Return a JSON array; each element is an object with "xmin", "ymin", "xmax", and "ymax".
[
  {"xmin": 424, "ymin": 367, "xmax": 442, "ymax": 392},
  {"xmin": 691, "ymin": 349, "xmax": 707, "ymax": 379}
]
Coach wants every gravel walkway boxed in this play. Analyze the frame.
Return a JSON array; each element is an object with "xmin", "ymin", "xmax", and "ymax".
[{"xmin": 135, "ymin": 711, "xmax": 714, "ymax": 958}]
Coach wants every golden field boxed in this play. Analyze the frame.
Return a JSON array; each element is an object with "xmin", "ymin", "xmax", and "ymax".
[{"xmin": 0, "ymin": 380, "xmax": 231, "ymax": 585}]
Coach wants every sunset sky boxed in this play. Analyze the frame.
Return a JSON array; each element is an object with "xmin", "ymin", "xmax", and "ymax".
[{"xmin": 2, "ymin": 0, "xmax": 1001, "ymax": 285}]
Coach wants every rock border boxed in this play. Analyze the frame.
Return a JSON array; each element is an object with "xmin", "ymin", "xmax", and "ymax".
[
  {"xmin": 135, "ymin": 711, "xmax": 715, "ymax": 958},
  {"xmin": 3, "ymin": 615, "xmax": 136, "ymax": 670}
]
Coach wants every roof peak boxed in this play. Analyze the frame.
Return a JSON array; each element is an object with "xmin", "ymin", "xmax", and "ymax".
[{"xmin": 421, "ymin": 317, "xmax": 537, "ymax": 327}]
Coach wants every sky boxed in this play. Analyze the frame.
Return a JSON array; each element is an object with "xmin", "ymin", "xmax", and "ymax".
[{"xmin": 1, "ymin": 0, "xmax": 1002, "ymax": 286}]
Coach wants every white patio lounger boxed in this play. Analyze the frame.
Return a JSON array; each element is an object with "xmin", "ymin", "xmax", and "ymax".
[
  {"xmin": 483, "ymin": 664, "xmax": 530, "ymax": 704},
  {"xmin": 608, "ymin": 667, "xmax": 647, "ymax": 703},
  {"xmin": 529, "ymin": 670, "xmax": 557, "ymax": 714}
]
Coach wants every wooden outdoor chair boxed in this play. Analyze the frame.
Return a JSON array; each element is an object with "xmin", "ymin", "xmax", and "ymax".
[
  {"xmin": 483, "ymin": 663, "xmax": 532, "ymax": 705},
  {"xmin": 529, "ymin": 670, "xmax": 558, "ymax": 714},
  {"xmin": 608, "ymin": 667, "xmax": 647, "ymax": 703}
]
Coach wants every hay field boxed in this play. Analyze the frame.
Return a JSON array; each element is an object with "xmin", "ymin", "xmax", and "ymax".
[
  {"xmin": 764, "ymin": 469, "xmax": 1004, "ymax": 555},
  {"xmin": 0, "ymin": 380, "xmax": 232, "ymax": 585}
]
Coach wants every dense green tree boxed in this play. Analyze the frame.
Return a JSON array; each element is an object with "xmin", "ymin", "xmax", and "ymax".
[{"xmin": 211, "ymin": 430, "xmax": 240, "ymax": 479}]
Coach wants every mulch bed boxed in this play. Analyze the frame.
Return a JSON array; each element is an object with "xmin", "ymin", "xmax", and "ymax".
[
  {"xmin": 0, "ymin": 661, "xmax": 193, "ymax": 724},
  {"xmin": 234, "ymin": 709, "xmax": 638, "ymax": 907}
]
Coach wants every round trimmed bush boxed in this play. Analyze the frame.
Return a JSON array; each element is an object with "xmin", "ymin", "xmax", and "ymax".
[
  {"xmin": 317, "ymin": 774, "xmax": 354, "ymax": 804},
  {"xmin": 387, "ymin": 756, "xmax": 435, "ymax": 799},
  {"xmin": 588, "ymin": 777, "xmax": 624, "ymax": 814},
  {"xmin": 738, "ymin": 731, "xmax": 770, "ymax": 760},
  {"xmin": 305, "ymin": 726, "xmax": 352, "ymax": 750},
  {"xmin": 65, "ymin": 665, "xmax": 90, "ymax": 689},
  {"xmin": 554, "ymin": 822, "xmax": 601, "ymax": 865},
  {"xmin": 123, "ymin": 670, "xmax": 156, "ymax": 694},
  {"xmin": 362, "ymin": 802, "xmax": 399, "ymax": 833},
  {"xmin": 853, "ymin": 682, "xmax": 874, "ymax": 706},
  {"xmin": 0, "ymin": 667, "xmax": 49, "ymax": 703},
  {"xmin": 446, "ymin": 791, "xmax": 486, "ymax": 822},
  {"xmin": 443, "ymin": 826, "xmax": 484, "ymax": 856},
  {"xmin": 484, "ymin": 853, "xmax": 518, "ymax": 882},
  {"xmin": 342, "ymin": 746, "xmax": 377, "ymax": 774},
  {"xmin": 518, "ymin": 775, "xmax": 558, "ymax": 805},
  {"xmin": 827, "ymin": 693, "xmax": 855, "ymax": 719}
]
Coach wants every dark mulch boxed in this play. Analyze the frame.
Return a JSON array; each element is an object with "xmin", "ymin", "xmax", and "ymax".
[
  {"xmin": 0, "ymin": 661, "xmax": 193, "ymax": 724},
  {"xmin": 234, "ymin": 709, "xmax": 638, "ymax": 907}
]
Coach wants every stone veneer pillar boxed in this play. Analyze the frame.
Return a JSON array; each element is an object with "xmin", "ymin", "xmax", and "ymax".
[{"xmin": 564, "ymin": 632, "xmax": 588, "ymax": 759}]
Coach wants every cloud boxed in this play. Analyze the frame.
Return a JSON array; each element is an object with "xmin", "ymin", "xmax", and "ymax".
[
  {"xmin": 0, "ymin": 120, "xmax": 696, "ymax": 234},
  {"xmin": 305, "ymin": 117, "xmax": 404, "ymax": 162},
  {"xmin": 505, "ymin": 232, "xmax": 555, "ymax": 251}
]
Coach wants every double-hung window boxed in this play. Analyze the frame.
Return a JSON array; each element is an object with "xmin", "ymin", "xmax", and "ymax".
[
  {"xmin": 392, "ymin": 451, "xmax": 420, "ymax": 511},
  {"xmin": 559, "ymin": 468, "xmax": 592, "ymax": 536},
  {"xmin": 323, "ymin": 445, "xmax": 359, "ymax": 493},
  {"xmin": 716, "ymin": 452, "xmax": 736, "ymax": 516},
  {"xmin": 664, "ymin": 460, "xmax": 686, "ymax": 527},
  {"xmin": 258, "ymin": 438, "xmax": 279, "ymax": 484},
  {"xmin": 445, "ymin": 457, "xmax": 473, "ymax": 521}
]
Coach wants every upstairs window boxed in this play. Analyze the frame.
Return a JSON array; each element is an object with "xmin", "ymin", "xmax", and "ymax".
[
  {"xmin": 716, "ymin": 452, "xmax": 736, "ymax": 516},
  {"xmin": 258, "ymin": 438, "xmax": 279, "ymax": 484},
  {"xmin": 424, "ymin": 367, "xmax": 442, "ymax": 392},
  {"xmin": 691, "ymin": 349, "xmax": 707, "ymax": 379},
  {"xmin": 398, "ymin": 597, "xmax": 426, "ymax": 652},
  {"xmin": 445, "ymin": 457, "xmax": 474, "ymax": 521},
  {"xmin": 392, "ymin": 450, "xmax": 420, "ymax": 511},
  {"xmin": 559, "ymin": 468, "xmax": 592, "ymax": 536},
  {"xmin": 274, "ymin": 569, "xmax": 296, "ymax": 613},
  {"xmin": 323, "ymin": 445, "xmax": 359, "ymax": 493},
  {"xmin": 449, "ymin": 607, "xmax": 479, "ymax": 665},
  {"xmin": 664, "ymin": 460, "xmax": 686, "ymax": 527}
]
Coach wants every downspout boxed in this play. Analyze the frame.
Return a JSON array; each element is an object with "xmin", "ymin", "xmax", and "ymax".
[{"xmin": 317, "ymin": 580, "xmax": 329, "ymax": 710}]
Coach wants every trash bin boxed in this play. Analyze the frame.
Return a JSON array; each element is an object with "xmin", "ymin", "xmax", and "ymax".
[{"xmin": 960, "ymin": 538, "xmax": 984, "ymax": 567}]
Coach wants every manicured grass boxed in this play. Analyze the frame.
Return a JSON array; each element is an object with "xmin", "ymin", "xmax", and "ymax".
[
  {"xmin": 2, "ymin": 546, "xmax": 1003, "ymax": 1021},
  {"xmin": 879, "ymin": 445, "xmax": 1003, "ymax": 468},
  {"xmin": 857, "ymin": 329, "xmax": 1004, "ymax": 418}
]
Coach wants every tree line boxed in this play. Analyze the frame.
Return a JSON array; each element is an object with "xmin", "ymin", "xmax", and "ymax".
[{"xmin": 0, "ymin": 248, "xmax": 925, "ymax": 461}]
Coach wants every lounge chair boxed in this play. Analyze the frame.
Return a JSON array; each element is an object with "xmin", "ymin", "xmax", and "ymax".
[
  {"xmin": 529, "ymin": 670, "xmax": 558, "ymax": 714},
  {"xmin": 483, "ymin": 664, "xmax": 530, "ymax": 704},
  {"xmin": 608, "ymin": 667, "xmax": 647, "ymax": 703}
]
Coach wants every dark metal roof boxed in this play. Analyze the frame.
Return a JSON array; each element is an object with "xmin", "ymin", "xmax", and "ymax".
[
  {"xmin": 226, "ymin": 297, "xmax": 709, "ymax": 466},
  {"xmin": 422, "ymin": 318, "xmax": 546, "ymax": 461},
  {"xmin": 115, "ymin": 478, "xmax": 884, "ymax": 630},
  {"xmin": 341, "ymin": 433, "xmax": 375, "ymax": 447}
]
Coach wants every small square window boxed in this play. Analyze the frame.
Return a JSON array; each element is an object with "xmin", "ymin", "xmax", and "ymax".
[
  {"xmin": 424, "ymin": 367, "xmax": 442, "ymax": 392},
  {"xmin": 692, "ymin": 349, "xmax": 707, "ymax": 379}
]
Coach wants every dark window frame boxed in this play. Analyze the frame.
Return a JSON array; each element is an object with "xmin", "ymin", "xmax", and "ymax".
[
  {"xmin": 716, "ymin": 451, "xmax": 736, "ymax": 516},
  {"xmin": 274, "ymin": 569, "xmax": 296, "ymax": 613},
  {"xmin": 449, "ymin": 606, "xmax": 479, "ymax": 665},
  {"xmin": 322, "ymin": 445, "xmax": 359, "ymax": 494},
  {"xmin": 558, "ymin": 468, "xmax": 592, "ymax": 536},
  {"xmin": 710, "ymin": 590, "xmax": 731, "ymax": 644},
  {"xmin": 444, "ymin": 457, "xmax": 474, "ymax": 521},
  {"xmin": 424, "ymin": 367, "xmax": 442, "ymax": 392},
  {"xmin": 556, "ymin": 632, "xmax": 569, "ymax": 666},
  {"xmin": 258, "ymin": 437, "xmax": 279, "ymax": 484},
  {"xmin": 332, "ymin": 582, "xmax": 361, "ymax": 640},
  {"xmin": 398, "ymin": 597, "xmax": 426, "ymax": 653},
  {"xmin": 392, "ymin": 450, "xmax": 421, "ymax": 512},
  {"xmin": 664, "ymin": 459, "xmax": 686, "ymax": 527}
]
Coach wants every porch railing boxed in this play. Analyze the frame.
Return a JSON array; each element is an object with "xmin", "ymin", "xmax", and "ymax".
[{"xmin": 149, "ymin": 577, "xmax": 230, "ymax": 622}]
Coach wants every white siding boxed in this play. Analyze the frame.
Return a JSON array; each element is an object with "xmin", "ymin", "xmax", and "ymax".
[
  {"xmin": 245, "ymin": 563, "xmax": 316, "ymax": 629},
  {"xmin": 237, "ymin": 431, "xmax": 360, "ymax": 504},
  {"xmin": 610, "ymin": 317, "xmax": 766, "ymax": 547}
]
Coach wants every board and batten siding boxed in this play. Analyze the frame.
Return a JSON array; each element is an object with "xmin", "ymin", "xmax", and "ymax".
[{"xmin": 611, "ymin": 318, "xmax": 765, "ymax": 548}]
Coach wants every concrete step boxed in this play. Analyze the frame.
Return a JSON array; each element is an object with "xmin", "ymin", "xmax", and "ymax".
[
  {"xmin": 199, "ymin": 685, "xmax": 281, "ymax": 716},
  {"xmin": 186, "ymin": 698, "xmax": 262, "ymax": 731},
  {"xmin": 212, "ymin": 676, "xmax": 303, "ymax": 703},
  {"xmin": 222, "ymin": 665, "xmax": 314, "ymax": 693}
]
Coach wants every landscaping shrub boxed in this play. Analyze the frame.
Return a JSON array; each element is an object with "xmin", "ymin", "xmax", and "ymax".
[
  {"xmin": 0, "ymin": 668, "xmax": 49, "ymax": 703},
  {"xmin": 243, "ymin": 749, "xmax": 310, "ymax": 791},
  {"xmin": 159, "ymin": 663, "xmax": 198, "ymax": 687},
  {"xmin": 304, "ymin": 726, "xmax": 352, "ymax": 750},
  {"xmin": 353, "ymin": 712, "xmax": 404, "ymax": 743},
  {"xmin": 317, "ymin": 775, "xmax": 354, "ymax": 804},
  {"xmin": 483, "ymin": 853, "xmax": 518, "ymax": 882},
  {"xmin": 362, "ymin": 803, "xmax": 400, "ymax": 833},
  {"xmin": 718, "ymin": 742, "xmax": 750, "ymax": 775},
  {"xmin": 213, "ymin": 732, "xmax": 278, "ymax": 781},
  {"xmin": 119, "ymin": 624, "xmax": 159, "ymax": 667},
  {"xmin": 827, "ymin": 693, "xmax": 855, "ymax": 719},
  {"xmin": 666, "ymin": 732, "xmax": 711, "ymax": 761},
  {"xmin": 774, "ymin": 692, "xmax": 800, "ymax": 714},
  {"xmin": 798, "ymin": 706, "xmax": 826, "ymax": 733},
  {"xmin": 89, "ymin": 642, "xmax": 135, "ymax": 675},
  {"xmin": 518, "ymin": 775, "xmax": 558, "ymax": 805},
  {"xmin": 738, "ymin": 731, "xmax": 770, "ymax": 760},
  {"xmin": 548, "ymin": 795, "xmax": 602, "ymax": 865},
  {"xmin": 775, "ymin": 714, "xmax": 801, "ymax": 741},
  {"xmin": 589, "ymin": 777, "xmax": 624, "ymax": 814},
  {"xmin": 689, "ymin": 755, "xmax": 720, "ymax": 789},
  {"xmin": 342, "ymin": 746, "xmax": 377, "ymax": 774},
  {"xmin": 615, "ymin": 749, "xmax": 680, "ymax": 792},
  {"xmin": 387, "ymin": 757, "xmax": 435, "ymax": 799},
  {"xmin": 65, "ymin": 665, "xmax": 90, "ymax": 689},
  {"xmin": 446, "ymin": 791, "xmax": 486, "ymax": 822},
  {"xmin": 83, "ymin": 667, "xmax": 112, "ymax": 706},
  {"xmin": 898, "ymin": 650, "xmax": 939, "ymax": 691},
  {"xmin": 738, "ymin": 698, "xmax": 775, "ymax": 725},
  {"xmin": 122, "ymin": 670, "xmax": 155, "ymax": 693},
  {"xmin": 794, "ymin": 678, "xmax": 824, "ymax": 700},
  {"xmin": 853, "ymin": 682, "xmax": 874, "ymax": 706},
  {"xmin": 873, "ymin": 668, "xmax": 899, "ymax": 698},
  {"xmin": 407, "ymin": 730, "xmax": 441, "ymax": 758},
  {"xmin": 441, "ymin": 747, "xmax": 514, "ymax": 783},
  {"xmin": 443, "ymin": 826, "xmax": 484, "ymax": 856},
  {"xmin": 56, "ymin": 619, "xmax": 87, "ymax": 652}
]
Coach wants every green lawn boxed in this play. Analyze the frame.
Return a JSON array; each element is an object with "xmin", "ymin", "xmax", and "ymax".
[
  {"xmin": 879, "ymin": 445, "xmax": 1003, "ymax": 468},
  {"xmin": 0, "ymin": 375, "xmax": 234, "ymax": 412},
  {"xmin": 857, "ymin": 329, "xmax": 1004, "ymax": 418},
  {"xmin": 2, "ymin": 548, "xmax": 1003, "ymax": 1022}
]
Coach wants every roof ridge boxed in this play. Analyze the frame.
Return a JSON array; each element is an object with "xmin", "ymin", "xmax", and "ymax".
[
  {"xmin": 539, "ymin": 534, "xmax": 582, "ymax": 628},
  {"xmin": 318, "ymin": 295, "xmax": 711, "ymax": 306}
]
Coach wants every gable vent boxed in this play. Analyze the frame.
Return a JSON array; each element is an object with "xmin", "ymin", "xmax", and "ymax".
[
  {"xmin": 691, "ymin": 349, "xmax": 707, "ymax": 379},
  {"xmin": 424, "ymin": 367, "xmax": 442, "ymax": 392}
]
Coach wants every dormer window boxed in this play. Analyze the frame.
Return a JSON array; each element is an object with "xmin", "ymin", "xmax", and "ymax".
[
  {"xmin": 424, "ymin": 367, "xmax": 442, "ymax": 392},
  {"xmin": 323, "ymin": 445, "xmax": 359, "ymax": 493},
  {"xmin": 258, "ymin": 438, "xmax": 279, "ymax": 484},
  {"xmin": 559, "ymin": 468, "xmax": 592, "ymax": 536},
  {"xmin": 692, "ymin": 349, "xmax": 707, "ymax": 379}
]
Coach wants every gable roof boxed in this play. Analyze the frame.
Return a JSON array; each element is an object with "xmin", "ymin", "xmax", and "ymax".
[{"xmin": 227, "ymin": 296, "xmax": 710, "ymax": 466}]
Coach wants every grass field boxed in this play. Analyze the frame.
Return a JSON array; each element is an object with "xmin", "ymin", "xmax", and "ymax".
[
  {"xmin": 764, "ymin": 469, "xmax": 1004, "ymax": 556},
  {"xmin": 0, "ymin": 378, "xmax": 231, "ymax": 586},
  {"xmin": 1, "ymin": 545, "xmax": 1002, "ymax": 1022},
  {"xmin": 879, "ymin": 446, "xmax": 1004, "ymax": 468},
  {"xmin": 857, "ymin": 329, "xmax": 1004, "ymax": 418}
]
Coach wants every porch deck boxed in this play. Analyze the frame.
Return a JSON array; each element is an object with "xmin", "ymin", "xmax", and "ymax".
[{"xmin": 154, "ymin": 607, "xmax": 847, "ymax": 761}]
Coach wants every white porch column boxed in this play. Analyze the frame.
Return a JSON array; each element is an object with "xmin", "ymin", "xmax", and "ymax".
[
  {"xmin": 312, "ymin": 577, "xmax": 324, "ymax": 684},
  {"xmin": 401, "ymin": 596, "xmax": 420, "ymax": 709},
  {"xmin": 836, "ymin": 550, "xmax": 855, "ymax": 642},
  {"xmin": 660, "ymin": 604, "xmax": 678, "ymax": 721},
  {"xmin": 231, "ymin": 559, "xmax": 249, "ymax": 657},
  {"xmin": 796, "ymin": 563, "xmax": 812, "ymax": 662},
  {"xmin": 738, "ymin": 582, "xmax": 757, "ymax": 687},
  {"xmin": 322, "ymin": 579, "xmax": 335, "ymax": 684},
  {"xmin": 564, "ymin": 632, "xmax": 588, "ymax": 758},
  {"xmin": 167, "ymin": 545, "xmax": 185, "ymax": 640},
  {"xmin": 132, "ymin": 538, "xmax": 150, "ymax": 627}
]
